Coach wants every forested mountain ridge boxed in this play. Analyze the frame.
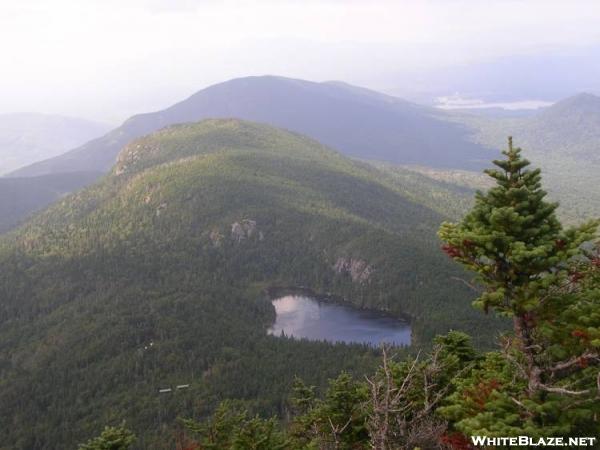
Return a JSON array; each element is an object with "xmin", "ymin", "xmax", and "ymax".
[
  {"xmin": 439, "ymin": 92, "xmax": 600, "ymax": 222},
  {"xmin": 5, "ymin": 80, "xmax": 599, "ymax": 236},
  {"xmin": 10, "ymin": 76, "xmax": 495, "ymax": 178},
  {"xmin": 0, "ymin": 120, "xmax": 506, "ymax": 448},
  {"xmin": 465, "ymin": 92, "xmax": 600, "ymax": 161}
]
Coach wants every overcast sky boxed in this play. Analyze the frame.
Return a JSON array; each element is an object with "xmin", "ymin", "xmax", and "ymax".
[{"xmin": 2, "ymin": 0, "xmax": 600, "ymax": 123}]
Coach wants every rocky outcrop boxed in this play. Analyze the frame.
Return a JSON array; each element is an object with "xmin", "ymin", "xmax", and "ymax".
[
  {"xmin": 209, "ymin": 230, "xmax": 224, "ymax": 247},
  {"xmin": 155, "ymin": 202, "xmax": 167, "ymax": 217},
  {"xmin": 333, "ymin": 257, "xmax": 373, "ymax": 283},
  {"xmin": 115, "ymin": 144, "xmax": 143, "ymax": 175},
  {"xmin": 141, "ymin": 183, "xmax": 161, "ymax": 205},
  {"xmin": 231, "ymin": 219, "xmax": 264, "ymax": 242}
]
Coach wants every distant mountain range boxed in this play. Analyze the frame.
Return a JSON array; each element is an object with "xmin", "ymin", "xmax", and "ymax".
[
  {"xmin": 0, "ymin": 113, "xmax": 110, "ymax": 175},
  {"xmin": 453, "ymin": 91, "xmax": 600, "ymax": 221},
  {"xmin": 2, "ymin": 77, "xmax": 600, "ymax": 233},
  {"xmin": 9, "ymin": 76, "xmax": 496, "ymax": 178},
  {"xmin": 523, "ymin": 92, "xmax": 600, "ymax": 160}
]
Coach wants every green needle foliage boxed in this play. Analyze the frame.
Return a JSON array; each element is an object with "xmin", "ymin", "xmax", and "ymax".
[
  {"xmin": 78, "ymin": 425, "xmax": 136, "ymax": 450},
  {"xmin": 288, "ymin": 372, "xmax": 370, "ymax": 449},
  {"xmin": 186, "ymin": 331, "xmax": 479, "ymax": 449},
  {"xmin": 439, "ymin": 137, "xmax": 596, "ymax": 318},
  {"xmin": 182, "ymin": 400, "xmax": 288, "ymax": 449},
  {"xmin": 438, "ymin": 137, "xmax": 600, "ymax": 437}
]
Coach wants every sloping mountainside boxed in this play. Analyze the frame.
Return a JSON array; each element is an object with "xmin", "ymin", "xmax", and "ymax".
[
  {"xmin": 0, "ymin": 113, "xmax": 110, "ymax": 175},
  {"xmin": 455, "ymin": 92, "xmax": 600, "ymax": 222},
  {"xmin": 11, "ymin": 76, "xmax": 494, "ymax": 179},
  {"xmin": 0, "ymin": 171, "xmax": 102, "ymax": 233},
  {"xmin": 523, "ymin": 92, "xmax": 600, "ymax": 161},
  {"xmin": 0, "ymin": 120, "xmax": 504, "ymax": 449},
  {"xmin": 366, "ymin": 162, "xmax": 482, "ymax": 221}
]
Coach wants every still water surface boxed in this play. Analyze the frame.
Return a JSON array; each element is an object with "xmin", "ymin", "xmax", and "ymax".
[{"xmin": 268, "ymin": 295, "xmax": 411, "ymax": 346}]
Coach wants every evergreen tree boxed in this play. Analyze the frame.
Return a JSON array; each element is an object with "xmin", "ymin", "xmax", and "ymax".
[
  {"xmin": 78, "ymin": 425, "xmax": 135, "ymax": 450},
  {"xmin": 438, "ymin": 138, "xmax": 599, "ymax": 436},
  {"xmin": 182, "ymin": 400, "xmax": 289, "ymax": 449},
  {"xmin": 289, "ymin": 372, "xmax": 369, "ymax": 449}
]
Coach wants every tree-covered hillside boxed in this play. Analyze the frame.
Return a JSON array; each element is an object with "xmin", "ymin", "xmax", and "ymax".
[
  {"xmin": 0, "ymin": 120, "xmax": 505, "ymax": 449},
  {"xmin": 0, "ymin": 171, "xmax": 102, "ymax": 233},
  {"xmin": 452, "ymin": 93, "xmax": 600, "ymax": 222},
  {"xmin": 7, "ymin": 80, "xmax": 600, "ymax": 235},
  {"xmin": 156, "ymin": 138, "xmax": 600, "ymax": 450},
  {"xmin": 0, "ymin": 76, "xmax": 496, "ymax": 234},
  {"xmin": 11, "ymin": 76, "xmax": 494, "ymax": 179}
]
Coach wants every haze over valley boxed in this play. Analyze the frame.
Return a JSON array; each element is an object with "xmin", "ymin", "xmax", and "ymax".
[{"xmin": 0, "ymin": 113, "xmax": 110, "ymax": 175}]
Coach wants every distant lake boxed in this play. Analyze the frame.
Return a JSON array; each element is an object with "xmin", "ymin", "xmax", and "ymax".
[{"xmin": 268, "ymin": 295, "xmax": 411, "ymax": 346}]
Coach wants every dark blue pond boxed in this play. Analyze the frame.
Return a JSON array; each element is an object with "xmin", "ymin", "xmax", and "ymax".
[{"xmin": 268, "ymin": 295, "xmax": 411, "ymax": 346}]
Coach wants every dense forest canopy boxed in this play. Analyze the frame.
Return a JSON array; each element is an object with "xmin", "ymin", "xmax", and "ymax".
[
  {"xmin": 0, "ymin": 119, "xmax": 597, "ymax": 449},
  {"xmin": 0, "ymin": 120, "xmax": 509, "ymax": 449},
  {"xmin": 123, "ymin": 138, "xmax": 597, "ymax": 450}
]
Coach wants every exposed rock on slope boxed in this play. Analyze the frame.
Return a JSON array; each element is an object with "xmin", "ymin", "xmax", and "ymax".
[
  {"xmin": 333, "ymin": 257, "xmax": 374, "ymax": 284},
  {"xmin": 231, "ymin": 219, "xmax": 262, "ymax": 242}
]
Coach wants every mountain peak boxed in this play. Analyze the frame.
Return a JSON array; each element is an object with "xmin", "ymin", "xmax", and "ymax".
[
  {"xmin": 569, "ymin": 92, "xmax": 599, "ymax": 101},
  {"xmin": 541, "ymin": 92, "xmax": 600, "ymax": 117},
  {"xmin": 113, "ymin": 118, "xmax": 331, "ymax": 177},
  {"xmin": 10, "ymin": 75, "xmax": 494, "ymax": 178}
]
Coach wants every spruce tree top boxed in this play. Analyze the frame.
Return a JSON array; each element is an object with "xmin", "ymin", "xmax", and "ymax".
[
  {"xmin": 439, "ymin": 138, "xmax": 597, "ymax": 315},
  {"xmin": 468, "ymin": 136, "xmax": 561, "ymax": 262}
]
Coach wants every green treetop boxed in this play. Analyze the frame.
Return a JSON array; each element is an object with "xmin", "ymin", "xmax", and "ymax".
[
  {"xmin": 438, "ymin": 138, "xmax": 599, "ymax": 437},
  {"xmin": 440, "ymin": 137, "xmax": 595, "ymax": 317},
  {"xmin": 78, "ymin": 425, "xmax": 135, "ymax": 450}
]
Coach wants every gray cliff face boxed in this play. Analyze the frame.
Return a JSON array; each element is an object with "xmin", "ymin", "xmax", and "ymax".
[
  {"xmin": 209, "ymin": 230, "xmax": 225, "ymax": 247},
  {"xmin": 333, "ymin": 257, "xmax": 374, "ymax": 283},
  {"xmin": 230, "ymin": 219, "xmax": 264, "ymax": 243},
  {"xmin": 115, "ymin": 143, "xmax": 143, "ymax": 175}
]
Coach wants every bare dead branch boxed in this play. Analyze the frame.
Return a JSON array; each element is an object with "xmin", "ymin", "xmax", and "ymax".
[
  {"xmin": 548, "ymin": 352, "xmax": 599, "ymax": 375},
  {"xmin": 450, "ymin": 276, "xmax": 483, "ymax": 293},
  {"xmin": 539, "ymin": 385, "xmax": 590, "ymax": 396}
]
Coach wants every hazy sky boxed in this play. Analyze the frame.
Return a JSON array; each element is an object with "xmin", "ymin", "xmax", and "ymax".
[{"xmin": 2, "ymin": 0, "xmax": 600, "ymax": 123}]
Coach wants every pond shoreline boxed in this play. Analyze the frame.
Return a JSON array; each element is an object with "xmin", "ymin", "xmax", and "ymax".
[
  {"xmin": 265, "ymin": 285, "xmax": 413, "ymax": 340},
  {"xmin": 266, "ymin": 288, "xmax": 412, "ymax": 346}
]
